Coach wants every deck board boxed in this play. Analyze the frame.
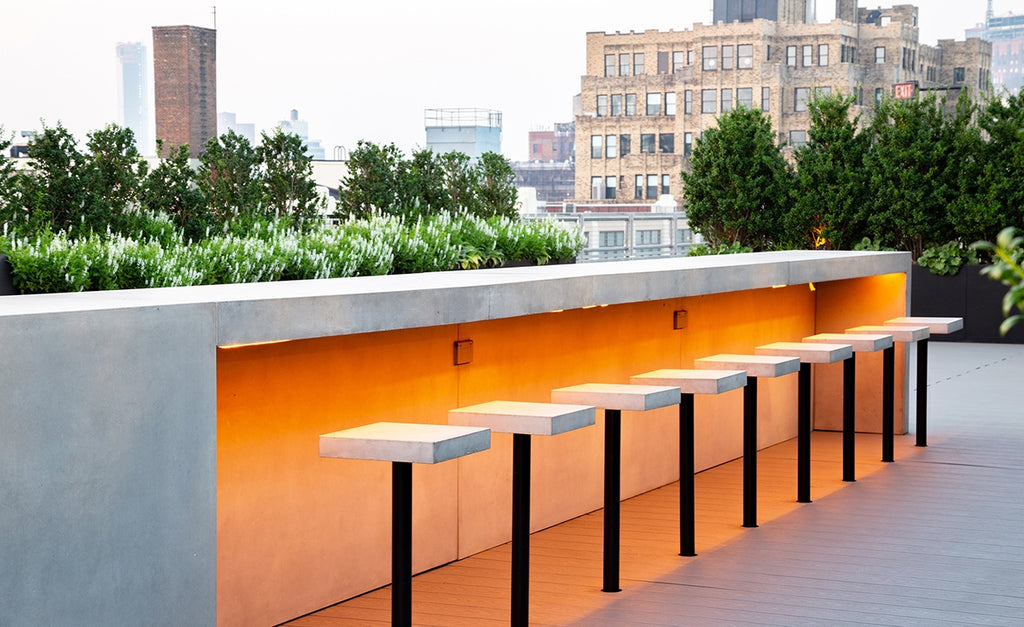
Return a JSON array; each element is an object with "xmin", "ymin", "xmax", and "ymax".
[{"xmin": 282, "ymin": 343, "xmax": 1024, "ymax": 626}]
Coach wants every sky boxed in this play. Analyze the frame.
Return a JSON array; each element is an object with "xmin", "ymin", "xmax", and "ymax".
[{"xmin": 1, "ymin": 1, "xmax": 1020, "ymax": 161}]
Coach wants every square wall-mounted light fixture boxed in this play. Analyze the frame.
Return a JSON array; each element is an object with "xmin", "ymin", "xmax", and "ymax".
[
  {"xmin": 674, "ymin": 310, "xmax": 688, "ymax": 330},
  {"xmin": 454, "ymin": 339, "xmax": 474, "ymax": 365}
]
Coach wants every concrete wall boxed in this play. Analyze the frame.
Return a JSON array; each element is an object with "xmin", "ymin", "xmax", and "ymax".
[{"xmin": 0, "ymin": 250, "xmax": 909, "ymax": 626}]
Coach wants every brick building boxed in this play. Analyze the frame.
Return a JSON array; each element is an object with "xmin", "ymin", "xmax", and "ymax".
[
  {"xmin": 575, "ymin": 1, "xmax": 992, "ymax": 206},
  {"xmin": 152, "ymin": 25, "xmax": 217, "ymax": 158}
]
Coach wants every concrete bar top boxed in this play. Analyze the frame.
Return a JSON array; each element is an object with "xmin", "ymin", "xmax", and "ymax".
[
  {"xmin": 448, "ymin": 401, "xmax": 596, "ymax": 436},
  {"xmin": 630, "ymin": 369, "xmax": 747, "ymax": 395},
  {"xmin": 846, "ymin": 324, "xmax": 930, "ymax": 343},
  {"xmin": 755, "ymin": 342, "xmax": 853, "ymax": 364},
  {"xmin": 804, "ymin": 333, "xmax": 893, "ymax": 352},
  {"xmin": 319, "ymin": 422, "xmax": 491, "ymax": 464},
  {"xmin": 0, "ymin": 250, "xmax": 910, "ymax": 346},
  {"xmin": 884, "ymin": 316, "xmax": 964, "ymax": 335},
  {"xmin": 695, "ymin": 354, "xmax": 800, "ymax": 378},
  {"xmin": 551, "ymin": 383, "xmax": 680, "ymax": 412}
]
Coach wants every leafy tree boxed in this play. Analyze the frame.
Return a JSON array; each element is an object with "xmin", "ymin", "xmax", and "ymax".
[
  {"xmin": 406, "ymin": 148, "xmax": 449, "ymax": 214},
  {"xmin": 337, "ymin": 141, "xmax": 409, "ymax": 219},
  {"xmin": 476, "ymin": 151, "xmax": 518, "ymax": 219},
  {"xmin": 788, "ymin": 91, "xmax": 869, "ymax": 249},
  {"xmin": 0, "ymin": 128, "xmax": 17, "ymax": 227},
  {"xmin": 681, "ymin": 106, "xmax": 793, "ymax": 250},
  {"xmin": 974, "ymin": 226, "xmax": 1024, "ymax": 334},
  {"xmin": 258, "ymin": 128, "xmax": 325, "ymax": 227},
  {"xmin": 861, "ymin": 93, "xmax": 971, "ymax": 258},
  {"xmin": 971, "ymin": 92, "xmax": 1024, "ymax": 243},
  {"xmin": 84, "ymin": 124, "xmax": 148, "ymax": 233},
  {"xmin": 143, "ymin": 139, "xmax": 209, "ymax": 241},
  {"xmin": 18, "ymin": 122, "xmax": 94, "ymax": 233},
  {"xmin": 198, "ymin": 130, "xmax": 264, "ymax": 225},
  {"xmin": 437, "ymin": 150, "xmax": 478, "ymax": 215}
]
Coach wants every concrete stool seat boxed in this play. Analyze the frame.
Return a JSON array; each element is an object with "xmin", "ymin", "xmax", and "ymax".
[
  {"xmin": 630, "ymin": 369, "xmax": 746, "ymax": 556},
  {"xmin": 550, "ymin": 383, "xmax": 679, "ymax": 593},
  {"xmin": 755, "ymin": 342, "xmax": 853, "ymax": 502},
  {"xmin": 883, "ymin": 316, "xmax": 964, "ymax": 447},
  {"xmin": 695, "ymin": 354, "xmax": 800, "ymax": 528},
  {"xmin": 804, "ymin": 332, "xmax": 895, "ymax": 473},
  {"xmin": 319, "ymin": 423, "xmax": 490, "ymax": 627},
  {"xmin": 448, "ymin": 401, "xmax": 595, "ymax": 626}
]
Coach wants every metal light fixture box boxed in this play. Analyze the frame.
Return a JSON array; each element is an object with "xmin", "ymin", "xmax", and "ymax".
[
  {"xmin": 454, "ymin": 339, "xmax": 474, "ymax": 365},
  {"xmin": 674, "ymin": 310, "xmax": 688, "ymax": 330}
]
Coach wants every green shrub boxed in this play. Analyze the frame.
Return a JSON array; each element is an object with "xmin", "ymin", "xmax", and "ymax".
[
  {"xmin": 686, "ymin": 241, "xmax": 754, "ymax": 257},
  {"xmin": 917, "ymin": 241, "xmax": 978, "ymax": 276}
]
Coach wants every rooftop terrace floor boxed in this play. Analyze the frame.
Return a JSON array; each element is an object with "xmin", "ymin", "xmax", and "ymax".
[{"xmin": 283, "ymin": 342, "xmax": 1024, "ymax": 626}]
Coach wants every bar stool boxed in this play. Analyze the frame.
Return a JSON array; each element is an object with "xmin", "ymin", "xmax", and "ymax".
[
  {"xmin": 803, "ymin": 333, "xmax": 893, "ymax": 473},
  {"xmin": 629, "ymin": 369, "xmax": 746, "ymax": 556},
  {"xmin": 754, "ymin": 342, "xmax": 853, "ymax": 503},
  {"xmin": 448, "ymin": 401, "xmax": 595, "ymax": 627},
  {"xmin": 693, "ymin": 355, "xmax": 800, "ymax": 528},
  {"xmin": 319, "ymin": 422, "xmax": 491, "ymax": 627},
  {"xmin": 884, "ymin": 316, "xmax": 964, "ymax": 447},
  {"xmin": 845, "ymin": 324, "xmax": 930, "ymax": 451},
  {"xmin": 550, "ymin": 383, "xmax": 680, "ymax": 593}
]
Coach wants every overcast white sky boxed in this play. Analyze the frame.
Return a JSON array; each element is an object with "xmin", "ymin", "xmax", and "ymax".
[{"xmin": 1, "ymin": 1, "xmax": 1019, "ymax": 161}]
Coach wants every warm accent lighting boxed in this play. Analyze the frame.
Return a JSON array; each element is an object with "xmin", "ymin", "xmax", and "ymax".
[
  {"xmin": 808, "ymin": 282, "xmax": 816, "ymax": 292},
  {"xmin": 771, "ymin": 284, "xmax": 788, "ymax": 289},
  {"xmin": 218, "ymin": 339, "xmax": 293, "ymax": 350}
]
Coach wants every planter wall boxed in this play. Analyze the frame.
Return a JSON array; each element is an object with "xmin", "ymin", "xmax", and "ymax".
[
  {"xmin": 911, "ymin": 264, "xmax": 1024, "ymax": 343},
  {"xmin": 0, "ymin": 254, "xmax": 15, "ymax": 295}
]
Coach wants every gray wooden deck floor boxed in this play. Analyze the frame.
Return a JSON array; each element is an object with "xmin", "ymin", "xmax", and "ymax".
[{"xmin": 283, "ymin": 342, "xmax": 1024, "ymax": 626}]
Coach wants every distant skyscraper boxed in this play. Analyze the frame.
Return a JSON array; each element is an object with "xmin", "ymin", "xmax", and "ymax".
[
  {"xmin": 712, "ymin": 0, "xmax": 814, "ymax": 25},
  {"xmin": 152, "ymin": 25, "xmax": 217, "ymax": 158},
  {"xmin": 967, "ymin": 2, "xmax": 1024, "ymax": 94},
  {"xmin": 116, "ymin": 42, "xmax": 150, "ymax": 155},
  {"xmin": 278, "ymin": 109, "xmax": 326, "ymax": 160},
  {"xmin": 424, "ymin": 108, "xmax": 502, "ymax": 159}
]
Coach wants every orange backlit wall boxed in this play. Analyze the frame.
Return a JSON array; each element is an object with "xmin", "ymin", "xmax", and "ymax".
[{"xmin": 216, "ymin": 274, "xmax": 905, "ymax": 626}]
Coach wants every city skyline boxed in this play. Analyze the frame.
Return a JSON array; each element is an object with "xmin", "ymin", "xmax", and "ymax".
[{"xmin": 2, "ymin": 0, "xmax": 1019, "ymax": 161}]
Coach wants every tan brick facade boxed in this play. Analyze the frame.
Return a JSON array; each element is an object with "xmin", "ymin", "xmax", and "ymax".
[
  {"xmin": 153, "ymin": 26, "xmax": 217, "ymax": 158},
  {"xmin": 575, "ymin": 5, "xmax": 992, "ymax": 205}
]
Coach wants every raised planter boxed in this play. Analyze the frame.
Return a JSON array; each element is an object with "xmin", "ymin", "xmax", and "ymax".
[
  {"xmin": 911, "ymin": 264, "xmax": 1024, "ymax": 343},
  {"xmin": 0, "ymin": 254, "xmax": 15, "ymax": 296}
]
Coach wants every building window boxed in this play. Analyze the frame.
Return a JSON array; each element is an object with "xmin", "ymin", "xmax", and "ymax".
[
  {"xmin": 665, "ymin": 92, "xmax": 676, "ymax": 115},
  {"xmin": 591, "ymin": 135, "xmax": 602, "ymax": 159},
  {"xmin": 605, "ymin": 176, "xmax": 617, "ymax": 199},
  {"xmin": 738, "ymin": 87, "xmax": 753, "ymax": 109},
  {"xmin": 683, "ymin": 132, "xmax": 693, "ymax": 157},
  {"xmin": 620, "ymin": 134, "xmax": 631, "ymax": 156},
  {"xmin": 658, "ymin": 51, "xmax": 669, "ymax": 74},
  {"xmin": 635, "ymin": 175, "xmax": 643, "ymax": 199},
  {"xmin": 815, "ymin": 86, "xmax": 832, "ymax": 98},
  {"xmin": 646, "ymin": 92, "xmax": 662, "ymax": 115},
  {"xmin": 879, "ymin": 15, "xmax": 891, "ymax": 26},
  {"xmin": 687, "ymin": 50, "xmax": 693, "ymax": 65},
  {"xmin": 684, "ymin": 90, "xmax": 693, "ymax": 114},
  {"xmin": 604, "ymin": 54, "xmax": 616, "ymax": 77},
  {"xmin": 659, "ymin": 133, "xmax": 674, "ymax": 153},
  {"xmin": 637, "ymin": 229, "xmax": 661, "ymax": 245},
  {"xmin": 620, "ymin": 53, "xmax": 631, "ymax": 76},
  {"xmin": 818, "ymin": 44, "xmax": 829, "ymax": 66},
  {"xmin": 646, "ymin": 174, "xmax": 658, "ymax": 199},
  {"xmin": 875, "ymin": 46, "xmax": 885, "ymax": 64},
  {"xmin": 795, "ymin": 87, "xmax": 810, "ymax": 112},
  {"xmin": 596, "ymin": 95, "xmax": 608, "ymax": 117},
  {"xmin": 702, "ymin": 88, "xmax": 717, "ymax": 113},
  {"xmin": 787, "ymin": 45, "xmax": 797, "ymax": 67},
  {"xmin": 721, "ymin": 88, "xmax": 733, "ymax": 113},
  {"xmin": 954, "ymin": 67, "xmax": 965, "ymax": 83},
  {"xmin": 661, "ymin": 174, "xmax": 671, "ymax": 194},
  {"xmin": 789, "ymin": 130, "xmax": 807, "ymax": 149},
  {"xmin": 590, "ymin": 176, "xmax": 603, "ymax": 200},
  {"xmin": 703, "ymin": 45, "xmax": 718, "ymax": 70},
  {"xmin": 722, "ymin": 45, "xmax": 734, "ymax": 70},
  {"xmin": 673, "ymin": 51, "xmax": 685, "ymax": 73},
  {"xmin": 641, "ymin": 133, "xmax": 656, "ymax": 154},
  {"xmin": 634, "ymin": 52, "xmax": 645, "ymax": 75},
  {"xmin": 761, "ymin": 87, "xmax": 770, "ymax": 112},
  {"xmin": 738, "ymin": 44, "xmax": 753, "ymax": 69},
  {"xmin": 605, "ymin": 134, "xmax": 617, "ymax": 158},
  {"xmin": 625, "ymin": 93, "xmax": 637, "ymax": 116},
  {"xmin": 599, "ymin": 231, "xmax": 624, "ymax": 247},
  {"xmin": 802, "ymin": 44, "xmax": 813, "ymax": 67},
  {"xmin": 874, "ymin": 87, "xmax": 884, "ymax": 105},
  {"xmin": 611, "ymin": 94, "xmax": 623, "ymax": 116},
  {"xmin": 677, "ymin": 228, "xmax": 692, "ymax": 243}
]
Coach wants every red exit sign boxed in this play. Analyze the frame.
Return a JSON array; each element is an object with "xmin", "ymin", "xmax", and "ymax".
[{"xmin": 894, "ymin": 82, "xmax": 918, "ymax": 99}]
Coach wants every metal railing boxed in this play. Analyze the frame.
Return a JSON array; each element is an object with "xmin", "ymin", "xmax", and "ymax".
[{"xmin": 524, "ymin": 212, "xmax": 700, "ymax": 262}]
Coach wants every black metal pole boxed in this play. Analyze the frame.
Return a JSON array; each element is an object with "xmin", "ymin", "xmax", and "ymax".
[
  {"xmin": 843, "ymin": 355, "xmax": 856, "ymax": 482},
  {"xmin": 679, "ymin": 393, "xmax": 696, "ymax": 556},
  {"xmin": 882, "ymin": 345, "xmax": 895, "ymax": 462},
  {"xmin": 392, "ymin": 461, "xmax": 413, "ymax": 627},
  {"xmin": 916, "ymin": 338, "xmax": 929, "ymax": 447},
  {"xmin": 797, "ymin": 362, "xmax": 812, "ymax": 503},
  {"xmin": 511, "ymin": 433, "xmax": 531, "ymax": 626},
  {"xmin": 603, "ymin": 408, "xmax": 622, "ymax": 592},
  {"xmin": 743, "ymin": 377, "xmax": 758, "ymax": 528}
]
